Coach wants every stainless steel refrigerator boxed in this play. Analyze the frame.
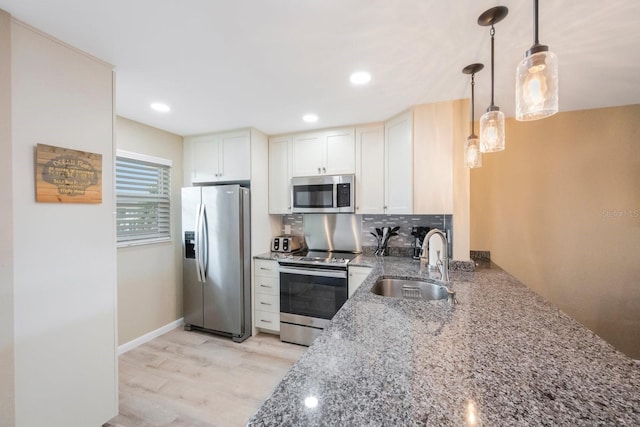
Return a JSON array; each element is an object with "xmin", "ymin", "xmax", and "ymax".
[{"xmin": 182, "ymin": 184, "xmax": 251, "ymax": 343}]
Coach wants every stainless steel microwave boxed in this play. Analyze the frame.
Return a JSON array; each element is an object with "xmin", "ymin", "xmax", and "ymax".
[{"xmin": 291, "ymin": 175, "xmax": 355, "ymax": 213}]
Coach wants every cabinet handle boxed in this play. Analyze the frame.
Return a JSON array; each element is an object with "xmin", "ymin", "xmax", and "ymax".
[
  {"xmin": 259, "ymin": 267, "xmax": 272, "ymax": 271},
  {"xmin": 317, "ymin": 167, "xmax": 321, "ymax": 174},
  {"xmin": 260, "ymin": 319, "xmax": 273, "ymax": 324},
  {"xmin": 384, "ymin": 206, "xmax": 388, "ymax": 209},
  {"xmin": 260, "ymin": 302, "xmax": 272, "ymax": 306},
  {"xmin": 356, "ymin": 206, "xmax": 359, "ymax": 210},
  {"xmin": 322, "ymin": 167, "xmax": 326, "ymax": 173},
  {"xmin": 260, "ymin": 284, "xmax": 272, "ymax": 288}
]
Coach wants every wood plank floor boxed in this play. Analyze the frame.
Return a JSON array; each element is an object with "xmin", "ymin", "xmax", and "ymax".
[{"xmin": 104, "ymin": 329, "xmax": 306, "ymax": 427}]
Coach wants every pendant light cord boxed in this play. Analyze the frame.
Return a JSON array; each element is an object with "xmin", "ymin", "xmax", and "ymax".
[
  {"xmin": 490, "ymin": 25, "xmax": 495, "ymax": 108},
  {"xmin": 470, "ymin": 73, "xmax": 476, "ymax": 136},
  {"xmin": 533, "ymin": 0, "xmax": 539, "ymax": 44}
]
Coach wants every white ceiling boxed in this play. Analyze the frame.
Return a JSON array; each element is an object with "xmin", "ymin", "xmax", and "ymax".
[{"xmin": 1, "ymin": 0, "xmax": 639, "ymax": 136}]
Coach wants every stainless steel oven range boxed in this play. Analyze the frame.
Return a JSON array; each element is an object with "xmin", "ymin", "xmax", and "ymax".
[{"xmin": 279, "ymin": 251, "xmax": 359, "ymax": 346}]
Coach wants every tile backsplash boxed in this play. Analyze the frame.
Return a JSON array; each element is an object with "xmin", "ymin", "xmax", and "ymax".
[{"xmin": 280, "ymin": 213, "xmax": 453, "ymax": 254}]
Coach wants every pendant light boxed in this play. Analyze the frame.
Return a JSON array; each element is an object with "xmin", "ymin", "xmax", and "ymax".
[
  {"xmin": 478, "ymin": 6, "xmax": 508, "ymax": 153},
  {"xmin": 515, "ymin": 0, "xmax": 558, "ymax": 121},
  {"xmin": 462, "ymin": 63, "xmax": 484, "ymax": 168}
]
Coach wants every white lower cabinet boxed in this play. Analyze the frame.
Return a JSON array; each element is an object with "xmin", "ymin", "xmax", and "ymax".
[
  {"xmin": 254, "ymin": 259, "xmax": 280, "ymax": 333},
  {"xmin": 348, "ymin": 266, "xmax": 373, "ymax": 298}
]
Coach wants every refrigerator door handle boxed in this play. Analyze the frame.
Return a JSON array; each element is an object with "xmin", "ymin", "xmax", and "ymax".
[
  {"xmin": 201, "ymin": 204, "xmax": 209, "ymax": 280},
  {"xmin": 195, "ymin": 202, "xmax": 205, "ymax": 283}
]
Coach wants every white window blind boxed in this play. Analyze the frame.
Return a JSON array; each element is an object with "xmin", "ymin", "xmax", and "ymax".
[{"xmin": 116, "ymin": 151, "xmax": 171, "ymax": 245}]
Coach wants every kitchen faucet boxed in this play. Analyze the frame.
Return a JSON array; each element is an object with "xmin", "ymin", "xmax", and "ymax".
[{"xmin": 419, "ymin": 228, "xmax": 450, "ymax": 284}]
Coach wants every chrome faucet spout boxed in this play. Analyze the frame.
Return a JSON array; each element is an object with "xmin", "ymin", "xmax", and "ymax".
[{"xmin": 419, "ymin": 228, "xmax": 450, "ymax": 283}]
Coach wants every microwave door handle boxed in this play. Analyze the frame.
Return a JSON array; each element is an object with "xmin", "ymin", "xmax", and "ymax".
[{"xmin": 279, "ymin": 266, "xmax": 347, "ymax": 279}]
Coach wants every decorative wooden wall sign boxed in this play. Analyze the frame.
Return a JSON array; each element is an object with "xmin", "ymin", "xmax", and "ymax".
[{"xmin": 35, "ymin": 144, "xmax": 102, "ymax": 203}]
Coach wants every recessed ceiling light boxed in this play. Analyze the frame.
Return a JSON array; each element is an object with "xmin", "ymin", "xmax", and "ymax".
[
  {"xmin": 350, "ymin": 71, "xmax": 372, "ymax": 85},
  {"xmin": 302, "ymin": 113, "xmax": 318, "ymax": 123},
  {"xmin": 150, "ymin": 102, "xmax": 171, "ymax": 112}
]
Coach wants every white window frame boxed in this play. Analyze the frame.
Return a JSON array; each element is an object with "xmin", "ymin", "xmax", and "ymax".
[{"xmin": 116, "ymin": 150, "xmax": 172, "ymax": 247}]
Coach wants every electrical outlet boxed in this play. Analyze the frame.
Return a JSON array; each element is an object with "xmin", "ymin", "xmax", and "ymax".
[{"xmin": 284, "ymin": 224, "xmax": 291, "ymax": 235}]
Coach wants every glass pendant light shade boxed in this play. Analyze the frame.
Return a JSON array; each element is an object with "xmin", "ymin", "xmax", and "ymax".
[
  {"xmin": 462, "ymin": 63, "xmax": 484, "ymax": 168},
  {"xmin": 479, "ymin": 109, "xmax": 505, "ymax": 153},
  {"xmin": 516, "ymin": 0, "xmax": 558, "ymax": 121},
  {"xmin": 464, "ymin": 136, "xmax": 482, "ymax": 168},
  {"xmin": 516, "ymin": 48, "xmax": 558, "ymax": 121},
  {"xmin": 477, "ymin": 6, "xmax": 508, "ymax": 154}
]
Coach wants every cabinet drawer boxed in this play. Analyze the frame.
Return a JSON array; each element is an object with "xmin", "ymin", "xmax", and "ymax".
[
  {"xmin": 255, "ymin": 259, "xmax": 279, "ymax": 278},
  {"xmin": 255, "ymin": 310, "xmax": 280, "ymax": 332},
  {"xmin": 255, "ymin": 292, "xmax": 279, "ymax": 313},
  {"xmin": 255, "ymin": 275, "xmax": 279, "ymax": 296}
]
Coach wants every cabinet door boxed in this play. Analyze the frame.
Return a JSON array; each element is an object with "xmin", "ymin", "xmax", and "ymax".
[
  {"xmin": 269, "ymin": 136, "xmax": 292, "ymax": 214},
  {"xmin": 219, "ymin": 130, "xmax": 251, "ymax": 181},
  {"xmin": 348, "ymin": 266, "xmax": 372, "ymax": 298},
  {"xmin": 385, "ymin": 111, "xmax": 413, "ymax": 214},
  {"xmin": 292, "ymin": 133, "xmax": 323, "ymax": 177},
  {"xmin": 324, "ymin": 128, "xmax": 355, "ymax": 175},
  {"xmin": 355, "ymin": 125, "xmax": 384, "ymax": 214},
  {"xmin": 413, "ymin": 102, "xmax": 454, "ymax": 214},
  {"xmin": 192, "ymin": 135, "xmax": 221, "ymax": 183}
]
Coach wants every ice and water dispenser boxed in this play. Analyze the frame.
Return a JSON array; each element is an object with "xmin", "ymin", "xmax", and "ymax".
[{"xmin": 184, "ymin": 231, "xmax": 196, "ymax": 259}]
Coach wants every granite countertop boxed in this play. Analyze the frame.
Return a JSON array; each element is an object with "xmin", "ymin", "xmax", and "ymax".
[{"xmin": 248, "ymin": 255, "xmax": 640, "ymax": 426}]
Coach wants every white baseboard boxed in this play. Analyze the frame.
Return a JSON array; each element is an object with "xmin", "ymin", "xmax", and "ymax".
[{"xmin": 118, "ymin": 318, "xmax": 184, "ymax": 356}]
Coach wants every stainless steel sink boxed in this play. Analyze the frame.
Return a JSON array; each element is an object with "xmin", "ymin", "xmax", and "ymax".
[{"xmin": 371, "ymin": 277, "xmax": 457, "ymax": 303}]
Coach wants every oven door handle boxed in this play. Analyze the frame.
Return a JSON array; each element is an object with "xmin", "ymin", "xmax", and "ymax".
[{"xmin": 279, "ymin": 266, "xmax": 347, "ymax": 279}]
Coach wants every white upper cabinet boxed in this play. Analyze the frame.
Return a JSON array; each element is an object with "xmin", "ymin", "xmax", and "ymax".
[
  {"xmin": 265, "ymin": 102, "xmax": 459, "ymax": 217},
  {"xmin": 355, "ymin": 125, "xmax": 385, "ymax": 214},
  {"xmin": 191, "ymin": 135, "xmax": 221, "ymax": 183},
  {"xmin": 268, "ymin": 135, "xmax": 292, "ymax": 214},
  {"xmin": 291, "ymin": 128, "xmax": 355, "ymax": 177},
  {"xmin": 220, "ymin": 130, "xmax": 251, "ymax": 182},
  {"xmin": 324, "ymin": 128, "xmax": 356, "ymax": 175},
  {"xmin": 292, "ymin": 132, "xmax": 323, "ymax": 177},
  {"xmin": 384, "ymin": 111, "xmax": 413, "ymax": 214},
  {"xmin": 185, "ymin": 129, "xmax": 250, "ymax": 184}
]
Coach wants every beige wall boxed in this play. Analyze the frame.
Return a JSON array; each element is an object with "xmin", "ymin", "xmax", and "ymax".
[
  {"xmin": 0, "ymin": 9, "xmax": 15, "ymax": 426},
  {"xmin": 116, "ymin": 117, "xmax": 184, "ymax": 345},
  {"xmin": 471, "ymin": 105, "xmax": 640, "ymax": 358},
  {"xmin": 11, "ymin": 18, "xmax": 117, "ymax": 425}
]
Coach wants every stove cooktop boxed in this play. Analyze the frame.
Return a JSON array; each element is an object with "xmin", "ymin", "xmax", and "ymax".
[{"xmin": 276, "ymin": 250, "xmax": 360, "ymax": 268}]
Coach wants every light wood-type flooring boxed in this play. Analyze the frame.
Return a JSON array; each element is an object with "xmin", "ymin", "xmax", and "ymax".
[{"xmin": 104, "ymin": 328, "xmax": 306, "ymax": 427}]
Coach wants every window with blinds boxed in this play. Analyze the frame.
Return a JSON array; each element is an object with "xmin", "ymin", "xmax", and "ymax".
[{"xmin": 116, "ymin": 151, "xmax": 172, "ymax": 245}]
